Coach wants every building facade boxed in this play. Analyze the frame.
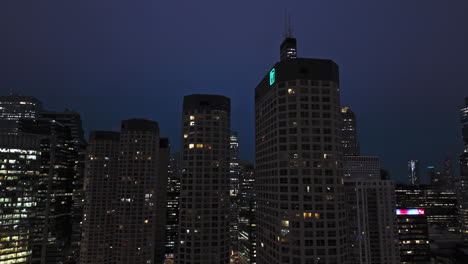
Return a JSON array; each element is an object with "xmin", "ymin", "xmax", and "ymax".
[
  {"xmin": 0, "ymin": 95, "xmax": 43, "ymax": 133},
  {"xmin": 177, "ymin": 94, "xmax": 231, "ymax": 264},
  {"xmin": 396, "ymin": 209, "xmax": 430, "ymax": 263},
  {"xmin": 341, "ymin": 107, "xmax": 360, "ymax": 156},
  {"xmin": 0, "ymin": 134, "xmax": 42, "ymax": 264},
  {"xmin": 237, "ymin": 161, "xmax": 256, "ymax": 264},
  {"xmin": 165, "ymin": 152, "xmax": 182, "ymax": 260},
  {"xmin": 255, "ymin": 37, "xmax": 348, "ymax": 264}
]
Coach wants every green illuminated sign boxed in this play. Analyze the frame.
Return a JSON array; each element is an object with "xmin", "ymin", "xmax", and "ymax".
[{"xmin": 269, "ymin": 68, "xmax": 275, "ymax": 85}]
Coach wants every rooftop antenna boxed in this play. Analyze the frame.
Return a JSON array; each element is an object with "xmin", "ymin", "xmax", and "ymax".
[{"xmin": 284, "ymin": 9, "xmax": 293, "ymax": 38}]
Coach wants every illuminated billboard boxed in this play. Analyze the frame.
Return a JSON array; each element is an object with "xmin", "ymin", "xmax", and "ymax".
[{"xmin": 395, "ymin": 209, "xmax": 425, "ymax": 215}]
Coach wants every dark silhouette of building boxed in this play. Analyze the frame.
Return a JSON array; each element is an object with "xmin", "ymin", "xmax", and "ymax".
[
  {"xmin": 255, "ymin": 36, "xmax": 347, "ymax": 264},
  {"xmin": 176, "ymin": 94, "xmax": 231, "ymax": 264},
  {"xmin": 80, "ymin": 131, "xmax": 120, "ymax": 264}
]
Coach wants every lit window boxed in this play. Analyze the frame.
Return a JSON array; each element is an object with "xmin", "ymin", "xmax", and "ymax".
[
  {"xmin": 288, "ymin": 88, "xmax": 295, "ymax": 94},
  {"xmin": 190, "ymin": 121, "xmax": 195, "ymax": 126},
  {"xmin": 183, "ymin": 134, "xmax": 189, "ymax": 138},
  {"xmin": 189, "ymin": 144, "xmax": 195, "ymax": 149},
  {"xmin": 196, "ymin": 144, "xmax": 203, "ymax": 148},
  {"xmin": 190, "ymin": 116, "xmax": 195, "ymax": 120}
]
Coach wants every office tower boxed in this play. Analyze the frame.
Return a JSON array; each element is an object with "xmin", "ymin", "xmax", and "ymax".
[
  {"xmin": 156, "ymin": 138, "xmax": 170, "ymax": 263},
  {"xmin": 343, "ymin": 156, "xmax": 400, "ymax": 264},
  {"xmin": 39, "ymin": 109, "xmax": 86, "ymax": 262},
  {"xmin": 0, "ymin": 133, "xmax": 42, "ymax": 264},
  {"xmin": 114, "ymin": 119, "xmax": 167, "ymax": 264},
  {"xmin": 165, "ymin": 152, "xmax": 182, "ymax": 260},
  {"xmin": 408, "ymin": 160, "xmax": 420, "ymax": 185},
  {"xmin": 396, "ymin": 209, "xmax": 430, "ymax": 263},
  {"xmin": 0, "ymin": 95, "xmax": 43, "ymax": 133},
  {"xmin": 395, "ymin": 184, "xmax": 459, "ymax": 234},
  {"xmin": 255, "ymin": 36, "xmax": 348, "ymax": 264},
  {"xmin": 458, "ymin": 97, "xmax": 468, "ymax": 239},
  {"xmin": 80, "ymin": 131, "xmax": 120, "ymax": 264},
  {"xmin": 427, "ymin": 166, "xmax": 441, "ymax": 185},
  {"xmin": 343, "ymin": 156, "xmax": 380, "ymax": 179},
  {"xmin": 19, "ymin": 118, "xmax": 77, "ymax": 264},
  {"xmin": 237, "ymin": 161, "xmax": 256, "ymax": 264},
  {"xmin": 341, "ymin": 107, "xmax": 360, "ymax": 156},
  {"xmin": 229, "ymin": 131, "xmax": 240, "ymax": 251},
  {"xmin": 177, "ymin": 94, "xmax": 231, "ymax": 264}
]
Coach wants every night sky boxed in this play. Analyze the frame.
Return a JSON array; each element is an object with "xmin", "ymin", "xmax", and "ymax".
[{"xmin": 1, "ymin": 0, "xmax": 467, "ymax": 183}]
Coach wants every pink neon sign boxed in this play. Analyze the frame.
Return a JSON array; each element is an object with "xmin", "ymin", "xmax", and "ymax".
[{"xmin": 395, "ymin": 209, "xmax": 425, "ymax": 215}]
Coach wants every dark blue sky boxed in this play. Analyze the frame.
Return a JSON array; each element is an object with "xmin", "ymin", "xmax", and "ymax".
[{"xmin": 1, "ymin": 0, "xmax": 467, "ymax": 183}]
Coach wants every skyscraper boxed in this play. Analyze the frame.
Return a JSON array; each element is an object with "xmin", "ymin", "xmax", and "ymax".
[
  {"xmin": 458, "ymin": 97, "xmax": 468, "ymax": 239},
  {"xmin": 237, "ymin": 161, "xmax": 256, "ymax": 264},
  {"xmin": 19, "ymin": 118, "xmax": 77, "ymax": 264},
  {"xmin": 341, "ymin": 107, "xmax": 360, "ymax": 156},
  {"xmin": 80, "ymin": 131, "xmax": 120, "ymax": 264},
  {"xmin": 177, "ymin": 94, "xmax": 231, "ymax": 263},
  {"xmin": 395, "ymin": 209, "xmax": 430, "ymax": 263},
  {"xmin": 0, "ymin": 95, "xmax": 43, "ymax": 133},
  {"xmin": 255, "ymin": 36, "xmax": 347, "ymax": 264},
  {"xmin": 343, "ymin": 156, "xmax": 380, "ymax": 179},
  {"xmin": 408, "ymin": 160, "xmax": 420, "ymax": 185},
  {"xmin": 0, "ymin": 133, "xmax": 43, "ymax": 264},
  {"xmin": 229, "ymin": 131, "xmax": 240, "ymax": 252},
  {"xmin": 114, "ymin": 119, "xmax": 167, "ymax": 264},
  {"xmin": 165, "ymin": 152, "xmax": 182, "ymax": 260},
  {"xmin": 427, "ymin": 166, "xmax": 440, "ymax": 185}
]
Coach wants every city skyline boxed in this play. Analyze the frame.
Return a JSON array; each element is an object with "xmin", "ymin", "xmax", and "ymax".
[{"xmin": 2, "ymin": 1, "xmax": 466, "ymax": 182}]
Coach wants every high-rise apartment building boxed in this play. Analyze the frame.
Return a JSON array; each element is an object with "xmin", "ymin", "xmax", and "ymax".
[
  {"xmin": 114, "ymin": 119, "xmax": 166, "ymax": 264},
  {"xmin": 341, "ymin": 107, "xmax": 360, "ymax": 156},
  {"xmin": 0, "ymin": 95, "xmax": 43, "ymax": 133},
  {"xmin": 80, "ymin": 119, "xmax": 168, "ymax": 264},
  {"xmin": 255, "ymin": 37, "xmax": 348, "ymax": 264},
  {"xmin": 459, "ymin": 98, "xmax": 468, "ymax": 240},
  {"xmin": 177, "ymin": 94, "xmax": 231, "ymax": 264},
  {"xmin": 165, "ymin": 152, "xmax": 182, "ymax": 260},
  {"xmin": 0, "ymin": 133, "xmax": 43, "ymax": 264},
  {"xmin": 408, "ymin": 160, "xmax": 420, "ymax": 185},
  {"xmin": 80, "ymin": 131, "xmax": 120, "ymax": 264}
]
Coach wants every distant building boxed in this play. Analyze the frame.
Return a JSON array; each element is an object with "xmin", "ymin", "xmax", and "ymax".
[
  {"xmin": 229, "ymin": 131, "xmax": 240, "ymax": 251},
  {"xmin": 343, "ymin": 155, "xmax": 400, "ymax": 264},
  {"xmin": 0, "ymin": 134, "xmax": 43, "ymax": 264},
  {"xmin": 237, "ymin": 161, "xmax": 256, "ymax": 264},
  {"xmin": 341, "ymin": 107, "xmax": 360, "ymax": 156},
  {"xmin": 408, "ymin": 160, "xmax": 420, "ymax": 185},
  {"xmin": 343, "ymin": 156, "xmax": 380, "ymax": 179},
  {"xmin": 396, "ymin": 209, "xmax": 430, "ymax": 263},
  {"xmin": 177, "ymin": 94, "xmax": 231, "ymax": 263},
  {"xmin": 427, "ymin": 166, "xmax": 441, "ymax": 185},
  {"xmin": 0, "ymin": 95, "xmax": 43, "ymax": 133},
  {"xmin": 395, "ymin": 184, "xmax": 459, "ymax": 234},
  {"xmin": 458, "ymin": 97, "xmax": 468, "ymax": 240},
  {"xmin": 165, "ymin": 152, "xmax": 181, "ymax": 259}
]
